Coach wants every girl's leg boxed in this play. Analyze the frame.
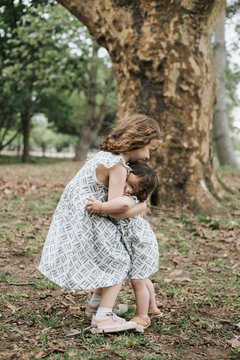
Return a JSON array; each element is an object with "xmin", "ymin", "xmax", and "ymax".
[
  {"xmin": 99, "ymin": 283, "xmax": 122, "ymax": 308},
  {"xmin": 146, "ymin": 278, "xmax": 159, "ymax": 313},
  {"xmin": 131, "ymin": 278, "xmax": 149, "ymax": 319},
  {"xmin": 94, "ymin": 283, "xmax": 123, "ymax": 319},
  {"xmin": 89, "ymin": 288, "xmax": 102, "ymax": 306},
  {"xmin": 91, "ymin": 282, "xmax": 137, "ymax": 333},
  {"xmin": 87, "ymin": 285, "xmax": 128, "ymax": 318},
  {"xmin": 94, "ymin": 288, "xmax": 102, "ymax": 296}
]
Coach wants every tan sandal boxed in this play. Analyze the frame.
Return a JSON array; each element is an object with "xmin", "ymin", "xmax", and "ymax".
[
  {"xmin": 148, "ymin": 308, "xmax": 163, "ymax": 316},
  {"xmin": 130, "ymin": 316, "xmax": 151, "ymax": 332}
]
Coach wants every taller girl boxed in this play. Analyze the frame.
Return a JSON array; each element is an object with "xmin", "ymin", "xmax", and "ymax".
[{"xmin": 39, "ymin": 114, "xmax": 160, "ymax": 333}]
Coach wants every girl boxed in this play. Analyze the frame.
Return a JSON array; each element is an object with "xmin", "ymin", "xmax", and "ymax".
[
  {"xmin": 86, "ymin": 162, "xmax": 161, "ymax": 332},
  {"xmin": 39, "ymin": 114, "xmax": 160, "ymax": 333}
]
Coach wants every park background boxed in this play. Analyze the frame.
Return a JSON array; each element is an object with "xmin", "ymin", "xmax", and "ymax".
[{"xmin": 0, "ymin": 1, "xmax": 240, "ymax": 359}]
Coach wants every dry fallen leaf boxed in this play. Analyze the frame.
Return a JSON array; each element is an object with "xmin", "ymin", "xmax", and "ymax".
[
  {"xmin": 209, "ymin": 267, "xmax": 221, "ymax": 273},
  {"xmin": 169, "ymin": 269, "xmax": 183, "ymax": 278},
  {"xmin": 226, "ymin": 338, "xmax": 240, "ymax": 349},
  {"xmin": 174, "ymin": 277, "xmax": 192, "ymax": 282},
  {"xmin": 7, "ymin": 304, "xmax": 22, "ymax": 313},
  {"xmin": 35, "ymin": 351, "xmax": 47, "ymax": 359}
]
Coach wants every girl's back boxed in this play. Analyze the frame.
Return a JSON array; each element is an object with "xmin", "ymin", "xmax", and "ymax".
[
  {"xmin": 65, "ymin": 151, "xmax": 130, "ymax": 199},
  {"xmin": 39, "ymin": 150, "xmax": 132, "ymax": 290}
]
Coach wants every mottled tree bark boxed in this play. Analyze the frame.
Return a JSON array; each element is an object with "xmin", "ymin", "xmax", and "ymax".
[
  {"xmin": 57, "ymin": 0, "xmax": 234, "ymax": 215},
  {"xmin": 213, "ymin": 9, "xmax": 238, "ymax": 168}
]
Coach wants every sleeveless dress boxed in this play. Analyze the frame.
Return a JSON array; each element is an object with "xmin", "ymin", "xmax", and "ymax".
[
  {"xmin": 39, "ymin": 151, "xmax": 159, "ymax": 290},
  {"xmin": 114, "ymin": 200, "xmax": 159, "ymax": 280}
]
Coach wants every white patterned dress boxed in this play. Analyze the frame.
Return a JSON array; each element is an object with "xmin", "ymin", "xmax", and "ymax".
[
  {"xmin": 114, "ymin": 202, "xmax": 159, "ymax": 280},
  {"xmin": 39, "ymin": 151, "xmax": 159, "ymax": 290}
]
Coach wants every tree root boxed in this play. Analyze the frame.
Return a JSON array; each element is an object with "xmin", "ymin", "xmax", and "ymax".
[
  {"xmin": 203, "ymin": 163, "xmax": 236, "ymax": 200},
  {"xmin": 186, "ymin": 168, "xmax": 230, "ymax": 218}
]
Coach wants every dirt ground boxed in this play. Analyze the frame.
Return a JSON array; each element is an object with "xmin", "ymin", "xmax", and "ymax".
[{"xmin": 0, "ymin": 160, "xmax": 240, "ymax": 360}]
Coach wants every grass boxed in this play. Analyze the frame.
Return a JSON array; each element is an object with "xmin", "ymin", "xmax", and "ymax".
[
  {"xmin": 0, "ymin": 154, "xmax": 71, "ymax": 165},
  {"xmin": 0, "ymin": 158, "xmax": 240, "ymax": 359},
  {"xmin": 32, "ymin": 278, "xmax": 60, "ymax": 290},
  {"xmin": 0, "ymin": 291, "xmax": 23, "ymax": 304},
  {"xmin": 0, "ymin": 273, "xmax": 18, "ymax": 282}
]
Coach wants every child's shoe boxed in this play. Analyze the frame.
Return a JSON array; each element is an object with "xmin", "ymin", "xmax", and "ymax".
[
  {"xmin": 90, "ymin": 313, "xmax": 137, "ymax": 333},
  {"xmin": 148, "ymin": 308, "xmax": 163, "ymax": 316},
  {"xmin": 85, "ymin": 301, "xmax": 128, "ymax": 318},
  {"xmin": 130, "ymin": 316, "xmax": 151, "ymax": 332}
]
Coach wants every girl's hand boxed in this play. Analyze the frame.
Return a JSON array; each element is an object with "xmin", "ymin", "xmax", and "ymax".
[{"xmin": 86, "ymin": 198, "xmax": 103, "ymax": 213}]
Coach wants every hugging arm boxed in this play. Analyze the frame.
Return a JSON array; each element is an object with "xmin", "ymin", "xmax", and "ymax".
[
  {"xmin": 86, "ymin": 195, "xmax": 135, "ymax": 213},
  {"xmin": 86, "ymin": 196, "xmax": 146, "ymax": 218},
  {"xmin": 109, "ymin": 201, "xmax": 146, "ymax": 218},
  {"xmin": 86, "ymin": 161, "xmax": 146, "ymax": 218}
]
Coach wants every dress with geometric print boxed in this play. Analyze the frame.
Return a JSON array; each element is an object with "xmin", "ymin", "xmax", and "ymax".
[
  {"xmin": 38, "ymin": 151, "xmax": 159, "ymax": 290},
  {"xmin": 115, "ymin": 214, "xmax": 159, "ymax": 280}
]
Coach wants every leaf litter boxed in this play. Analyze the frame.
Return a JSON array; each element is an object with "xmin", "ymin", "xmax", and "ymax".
[{"xmin": 0, "ymin": 161, "xmax": 240, "ymax": 360}]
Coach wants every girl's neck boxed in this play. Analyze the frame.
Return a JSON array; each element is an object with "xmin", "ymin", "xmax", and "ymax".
[{"xmin": 122, "ymin": 152, "xmax": 130, "ymax": 163}]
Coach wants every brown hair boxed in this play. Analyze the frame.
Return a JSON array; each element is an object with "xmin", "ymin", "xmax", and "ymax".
[
  {"xmin": 100, "ymin": 114, "xmax": 161, "ymax": 154},
  {"xmin": 129, "ymin": 162, "xmax": 158, "ymax": 202}
]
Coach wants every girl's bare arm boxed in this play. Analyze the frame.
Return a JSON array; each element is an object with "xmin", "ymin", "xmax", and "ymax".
[
  {"xmin": 86, "ymin": 196, "xmax": 135, "ymax": 213},
  {"xmin": 88, "ymin": 161, "xmax": 144, "ymax": 217},
  {"xmin": 108, "ymin": 162, "xmax": 127, "ymax": 200},
  {"xmin": 108, "ymin": 201, "xmax": 146, "ymax": 218},
  {"xmin": 86, "ymin": 196, "xmax": 146, "ymax": 218}
]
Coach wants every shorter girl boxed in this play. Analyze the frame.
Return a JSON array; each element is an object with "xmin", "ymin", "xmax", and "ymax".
[{"xmin": 86, "ymin": 162, "xmax": 161, "ymax": 331}]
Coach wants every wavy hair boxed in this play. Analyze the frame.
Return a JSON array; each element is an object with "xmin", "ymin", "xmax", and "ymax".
[
  {"xmin": 100, "ymin": 114, "xmax": 161, "ymax": 154},
  {"xmin": 129, "ymin": 162, "xmax": 158, "ymax": 202}
]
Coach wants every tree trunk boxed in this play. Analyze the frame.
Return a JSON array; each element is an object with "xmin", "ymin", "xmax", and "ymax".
[
  {"xmin": 74, "ymin": 42, "xmax": 112, "ymax": 161},
  {"xmin": 57, "ymin": 0, "xmax": 235, "ymax": 216},
  {"xmin": 74, "ymin": 101, "xmax": 108, "ymax": 161},
  {"xmin": 75, "ymin": 129, "xmax": 95, "ymax": 161},
  {"xmin": 21, "ymin": 106, "xmax": 31, "ymax": 163},
  {"xmin": 213, "ymin": 9, "xmax": 238, "ymax": 168}
]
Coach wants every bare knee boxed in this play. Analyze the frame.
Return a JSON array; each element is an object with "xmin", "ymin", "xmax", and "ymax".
[{"xmin": 131, "ymin": 279, "xmax": 147, "ymax": 291}]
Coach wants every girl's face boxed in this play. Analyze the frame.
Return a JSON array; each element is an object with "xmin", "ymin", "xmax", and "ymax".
[
  {"xmin": 124, "ymin": 173, "xmax": 141, "ymax": 195},
  {"xmin": 127, "ymin": 139, "xmax": 159, "ymax": 162}
]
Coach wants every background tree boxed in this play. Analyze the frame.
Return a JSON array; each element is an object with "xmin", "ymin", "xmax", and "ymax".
[
  {"xmin": 213, "ymin": 8, "xmax": 238, "ymax": 167},
  {"xmin": 226, "ymin": 1, "xmax": 240, "ymax": 152},
  {"xmin": 74, "ymin": 42, "xmax": 116, "ymax": 161},
  {"xmin": 1, "ymin": 1, "xmax": 117, "ymax": 162},
  {"xmin": 226, "ymin": 0, "xmax": 240, "ymax": 16},
  {"xmin": 46, "ymin": 28, "xmax": 117, "ymax": 161},
  {"xmin": 0, "ymin": 1, "xmax": 84, "ymax": 162},
  {"xmin": 0, "ymin": 81, "xmax": 22, "ymax": 152},
  {"xmin": 0, "ymin": 0, "xmax": 48, "ymax": 161},
  {"xmin": 56, "ymin": 0, "xmax": 238, "ymax": 216},
  {"xmin": 0, "ymin": 0, "xmax": 24, "ymax": 151},
  {"xmin": 31, "ymin": 117, "xmax": 77, "ymax": 157}
]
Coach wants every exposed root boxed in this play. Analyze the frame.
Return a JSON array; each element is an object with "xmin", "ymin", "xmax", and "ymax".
[
  {"xmin": 186, "ymin": 172, "xmax": 230, "ymax": 218},
  {"xmin": 217, "ymin": 172, "xmax": 238, "ymax": 194},
  {"xmin": 203, "ymin": 163, "xmax": 236, "ymax": 201}
]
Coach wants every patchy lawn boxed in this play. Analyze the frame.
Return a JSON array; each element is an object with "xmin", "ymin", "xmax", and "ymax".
[{"xmin": 0, "ymin": 158, "xmax": 240, "ymax": 360}]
